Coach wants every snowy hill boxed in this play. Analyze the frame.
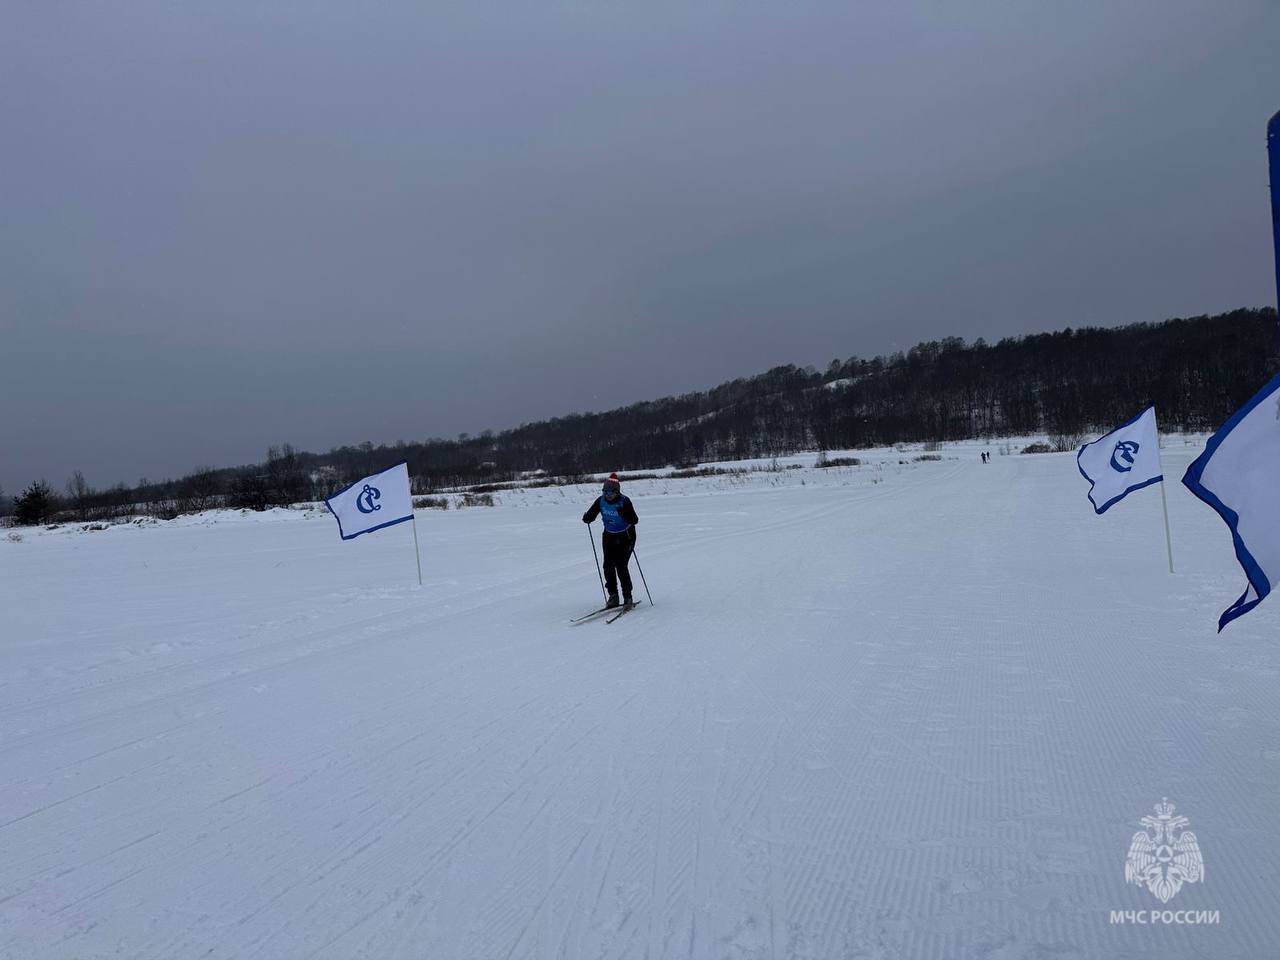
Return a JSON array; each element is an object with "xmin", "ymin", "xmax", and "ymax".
[{"xmin": 2, "ymin": 439, "xmax": 1276, "ymax": 959}]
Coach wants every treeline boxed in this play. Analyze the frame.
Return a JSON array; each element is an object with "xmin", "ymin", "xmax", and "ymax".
[
  {"xmin": 3, "ymin": 445, "xmax": 320, "ymax": 526},
  {"xmin": 5, "ymin": 306, "xmax": 1276, "ymax": 525}
]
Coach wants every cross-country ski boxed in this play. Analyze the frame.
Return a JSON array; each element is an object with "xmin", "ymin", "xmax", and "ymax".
[{"xmin": 605, "ymin": 600, "xmax": 640, "ymax": 623}]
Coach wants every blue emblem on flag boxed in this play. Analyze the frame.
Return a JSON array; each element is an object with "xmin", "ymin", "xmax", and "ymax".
[
  {"xmin": 356, "ymin": 484, "xmax": 382, "ymax": 514},
  {"xmin": 1076, "ymin": 407, "xmax": 1162, "ymax": 515},
  {"xmin": 1110, "ymin": 440, "xmax": 1140, "ymax": 473}
]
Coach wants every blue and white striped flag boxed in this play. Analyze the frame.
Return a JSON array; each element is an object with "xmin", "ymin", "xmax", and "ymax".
[
  {"xmin": 1077, "ymin": 407, "xmax": 1163, "ymax": 514},
  {"xmin": 1183, "ymin": 374, "xmax": 1280, "ymax": 630},
  {"xmin": 325, "ymin": 462, "xmax": 414, "ymax": 541}
]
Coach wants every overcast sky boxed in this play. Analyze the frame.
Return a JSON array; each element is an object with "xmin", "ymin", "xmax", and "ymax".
[{"xmin": 4, "ymin": 1, "xmax": 1278, "ymax": 494}]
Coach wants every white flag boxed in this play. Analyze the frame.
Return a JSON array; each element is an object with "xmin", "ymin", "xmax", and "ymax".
[
  {"xmin": 1183, "ymin": 373, "xmax": 1280, "ymax": 630},
  {"xmin": 1077, "ymin": 407, "xmax": 1163, "ymax": 514},
  {"xmin": 325, "ymin": 462, "xmax": 414, "ymax": 541}
]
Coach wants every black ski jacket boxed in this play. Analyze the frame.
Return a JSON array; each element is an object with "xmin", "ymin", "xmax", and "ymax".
[{"xmin": 582, "ymin": 495, "xmax": 639, "ymax": 540}]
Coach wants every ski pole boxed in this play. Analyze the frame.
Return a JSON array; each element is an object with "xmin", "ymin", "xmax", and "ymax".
[
  {"xmin": 632, "ymin": 546, "xmax": 654, "ymax": 605},
  {"xmin": 586, "ymin": 521, "xmax": 607, "ymax": 601}
]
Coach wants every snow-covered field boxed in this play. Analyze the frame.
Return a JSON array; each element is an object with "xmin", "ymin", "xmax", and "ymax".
[{"xmin": 3, "ymin": 439, "xmax": 1277, "ymax": 959}]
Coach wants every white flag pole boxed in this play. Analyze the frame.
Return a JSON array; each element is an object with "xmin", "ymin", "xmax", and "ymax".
[
  {"xmin": 410, "ymin": 511, "xmax": 423, "ymax": 586},
  {"xmin": 1156, "ymin": 444, "xmax": 1175, "ymax": 574}
]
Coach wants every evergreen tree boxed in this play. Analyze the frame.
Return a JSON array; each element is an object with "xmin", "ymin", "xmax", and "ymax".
[{"xmin": 13, "ymin": 480, "xmax": 58, "ymax": 526}]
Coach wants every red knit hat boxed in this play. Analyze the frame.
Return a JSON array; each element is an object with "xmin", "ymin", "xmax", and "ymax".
[{"xmin": 602, "ymin": 472, "xmax": 620, "ymax": 492}]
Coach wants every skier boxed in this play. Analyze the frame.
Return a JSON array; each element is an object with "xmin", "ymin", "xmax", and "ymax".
[{"xmin": 582, "ymin": 473, "xmax": 639, "ymax": 607}]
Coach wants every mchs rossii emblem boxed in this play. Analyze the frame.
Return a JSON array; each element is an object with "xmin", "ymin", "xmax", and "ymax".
[{"xmin": 1125, "ymin": 799, "xmax": 1204, "ymax": 903}]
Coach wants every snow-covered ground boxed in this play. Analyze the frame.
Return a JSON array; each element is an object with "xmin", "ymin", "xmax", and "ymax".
[{"xmin": 2, "ymin": 439, "xmax": 1276, "ymax": 959}]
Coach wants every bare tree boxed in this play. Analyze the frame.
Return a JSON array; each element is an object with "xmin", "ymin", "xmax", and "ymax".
[
  {"xmin": 66, "ymin": 470, "xmax": 93, "ymax": 521},
  {"xmin": 266, "ymin": 444, "xmax": 308, "ymax": 506},
  {"xmin": 178, "ymin": 465, "xmax": 223, "ymax": 514},
  {"xmin": 106, "ymin": 483, "xmax": 132, "ymax": 519}
]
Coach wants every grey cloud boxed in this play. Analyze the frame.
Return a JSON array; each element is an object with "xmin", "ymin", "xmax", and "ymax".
[{"xmin": 3, "ymin": 1, "xmax": 1277, "ymax": 492}]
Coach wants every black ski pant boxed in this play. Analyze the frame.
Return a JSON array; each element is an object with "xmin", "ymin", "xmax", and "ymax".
[{"xmin": 602, "ymin": 530, "xmax": 634, "ymax": 599}]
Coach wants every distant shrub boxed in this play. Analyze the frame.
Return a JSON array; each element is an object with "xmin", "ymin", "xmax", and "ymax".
[
  {"xmin": 669, "ymin": 466, "xmax": 742, "ymax": 479},
  {"xmin": 465, "ymin": 473, "xmax": 594, "ymax": 491},
  {"xmin": 922, "ymin": 440, "xmax": 942, "ymax": 452},
  {"xmin": 816, "ymin": 457, "xmax": 861, "ymax": 468},
  {"xmin": 230, "ymin": 472, "xmax": 271, "ymax": 512},
  {"xmin": 1050, "ymin": 431, "xmax": 1086, "ymax": 453},
  {"xmin": 414, "ymin": 496, "xmax": 449, "ymax": 510},
  {"xmin": 458, "ymin": 492, "xmax": 495, "ymax": 508},
  {"xmin": 5, "ymin": 532, "xmax": 22, "ymax": 543},
  {"xmin": 914, "ymin": 454, "xmax": 943, "ymax": 462},
  {"xmin": 150, "ymin": 500, "xmax": 180, "ymax": 521},
  {"xmin": 1021, "ymin": 442, "xmax": 1053, "ymax": 454}
]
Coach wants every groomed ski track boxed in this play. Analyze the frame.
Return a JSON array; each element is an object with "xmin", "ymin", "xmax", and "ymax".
[{"xmin": 2, "ymin": 442, "xmax": 1277, "ymax": 959}]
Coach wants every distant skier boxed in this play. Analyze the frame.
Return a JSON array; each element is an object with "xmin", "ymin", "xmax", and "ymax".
[{"xmin": 582, "ymin": 473, "xmax": 639, "ymax": 607}]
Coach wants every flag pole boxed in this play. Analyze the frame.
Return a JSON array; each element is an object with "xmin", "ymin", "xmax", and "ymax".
[
  {"xmin": 1267, "ymin": 110, "xmax": 1279, "ymax": 345},
  {"xmin": 1156, "ymin": 446, "xmax": 1175, "ymax": 574},
  {"xmin": 410, "ymin": 511, "xmax": 423, "ymax": 586}
]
